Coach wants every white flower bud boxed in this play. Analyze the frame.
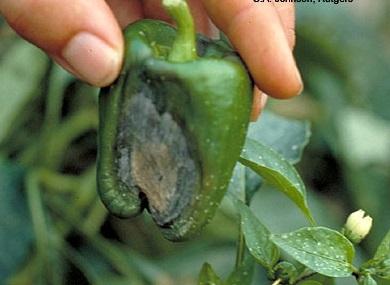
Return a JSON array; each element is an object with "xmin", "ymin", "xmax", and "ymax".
[{"xmin": 343, "ymin": 209, "xmax": 373, "ymax": 244}]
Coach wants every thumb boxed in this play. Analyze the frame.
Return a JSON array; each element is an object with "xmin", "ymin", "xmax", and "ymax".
[{"xmin": 0, "ymin": 0, "xmax": 124, "ymax": 87}]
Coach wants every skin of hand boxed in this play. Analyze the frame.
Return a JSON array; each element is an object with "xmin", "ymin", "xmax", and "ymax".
[{"xmin": 0, "ymin": 0, "xmax": 302, "ymax": 121}]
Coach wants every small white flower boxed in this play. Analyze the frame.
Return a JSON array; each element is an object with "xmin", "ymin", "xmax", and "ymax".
[{"xmin": 343, "ymin": 209, "xmax": 373, "ymax": 244}]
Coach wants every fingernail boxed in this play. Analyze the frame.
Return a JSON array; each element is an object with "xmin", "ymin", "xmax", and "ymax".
[{"xmin": 62, "ymin": 32, "xmax": 121, "ymax": 86}]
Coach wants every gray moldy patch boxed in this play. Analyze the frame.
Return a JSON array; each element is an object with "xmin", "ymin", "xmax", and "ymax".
[{"xmin": 115, "ymin": 89, "xmax": 199, "ymax": 226}]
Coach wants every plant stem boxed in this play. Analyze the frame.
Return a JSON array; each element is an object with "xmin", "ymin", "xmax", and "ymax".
[
  {"xmin": 235, "ymin": 224, "xmax": 246, "ymax": 269},
  {"xmin": 18, "ymin": 108, "xmax": 98, "ymax": 168},
  {"xmin": 163, "ymin": 0, "xmax": 197, "ymax": 62},
  {"xmin": 36, "ymin": 64, "xmax": 68, "ymax": 169},
  {"xmin": 234, "ymin": 165, "xmax": 248, "ymax": 269},
  {"xmin": 71, "ymin": 166, "xmax": 97, "ymax": 209},
  {"xmin": 52, "ymin": 166, "xmax": 98, "ymax": 238},
  {"xmin": 272, "ymin": 278, "xmax": 282, "ymax": 285},
  {"xmin": 7, "ymin": 253, "xmax": 42, "ymax": 285},
  {"xmin": 80, "ymin": 198, "xmax": 108, "ymax": 237},
  {"xmin": 26, "ymin": 171, "xmax": 49, "ymax": 262},
  {"xmin": 47, "ymin": 197, "xmax": 146, "ymax": 280},
  {"xmin": 42, "ymin": 108, "xmax": 98, "ymax": 169},
  {"xmin": 292, "ymin": 269, "xmax": 318, "ymax": 284},
  {"xmin": 58, "ymin": 240, "xmax": 102, "ymax": 285},
  {"xmin": 41, "ymin": 64, "xmax": 69, "ymax": 135},
  {"xmin": 39, "ymin": 169, "xmax": 80, "ymax": 193},
  {"xmin": 25, "ymin": 170, "xmax": 53, "ymax": 283}
]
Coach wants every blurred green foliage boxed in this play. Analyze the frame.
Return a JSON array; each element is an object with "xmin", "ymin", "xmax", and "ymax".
[
  {"xmin": 294, "ymin": 3, "xmax": 390, "ymax": 254},
  {"xmin": 0, "ymin": 2, "xmax": 390, "ymax": 285}
]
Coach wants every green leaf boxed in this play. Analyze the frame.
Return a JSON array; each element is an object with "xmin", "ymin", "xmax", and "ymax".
[
  {"xmin": 358, "ymin": 275, "xmax": 377, "ymax": 285},
  {"xmin": 362, "ymin": 230, "xmax": 390, "ymax": 280},
  {"xmin": 0, "ymin": 39, "xmax": 47, "ymax": 144},
  {"xmin": 227, "ymin": 163, "xmax": 246, "ymax": 202},
  {"xmin": 234, "ymin": 200, "xmax": 279, "ymax": 269},
  {"xmin": 372, "ymin": 229, "xmax": 390, "ymax": 267},
  {"xmin": 244, "ymin": 167, "xmax": 263, "ymax": 203},
  {"xmin": 273, "ymin": 261, "xmax": 298, "ymax": 284},
  {"xmin": 271, "ymin": 227, "xmax": 355, "ymax": 277},
  {"xmin": 239, "ymin": 138, "xmax": 315, "ymax": 224},
  {"xmin": 198, "ymin": 263, "xmax": 223, "ymax": 285},
  {"xmin": 243, "ymin": 111, "xmax": 310, "ymax": 203},
  {"xmin": 0, "ymin": 158, "xmax": 33, "ymax": 282},
  {"xmin": 75, "ymin": 245, "xmax": 145, "ymax": 285},
  {"xmin": 247, "ymin": 111, "xmax": 311, "ymax": 164},
  {"xmin": 300, "ymin": 281, "xmax": 323, "ymax": 285},
  {"xmin": 300, "ymin": 272, "xmax": 336, "ymax": 285},
  {"xmin": 225, "ymin": 256, "xmax": 254, "ymax": 285}
]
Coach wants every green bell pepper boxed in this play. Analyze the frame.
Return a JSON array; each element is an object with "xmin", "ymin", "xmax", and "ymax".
[{"xmin": 97, "ymin": 0, "xmax": 253, "ymax": 241}]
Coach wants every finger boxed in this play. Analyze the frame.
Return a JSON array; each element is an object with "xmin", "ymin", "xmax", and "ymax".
[
  {"xmin": 0, "ymin": 0, "xmax": 124, "ymax": 87},
  {"xmin": 201, "ymin": 0, "xmax": 302, "ymax": 99},
  {"xmin": 142, "ymin": 0, "xmax": 213, "ymax": 36},
  {"xmin": 106, "ymin": 0, "xmax": 143, "ymax": 29},
  {"xmin": 261, "ymin": 93, "xmax": 269, "ymax": 110},
  {"xmin": 273, "ymin": 1, "xmax": 296, "ymax": 49},
  {"xmin": 250, "ymin": 87, "xmax": 268, "ymax": 122},
  {"xmin": 250, "ymin": 88, "xmax": 263, "ymax": 122}
]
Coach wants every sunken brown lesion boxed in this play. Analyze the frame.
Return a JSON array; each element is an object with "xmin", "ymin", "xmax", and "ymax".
[
  {"xmin": 115, "ymin": 87, "xmax": 199, "ymax": 225},
  {"xmin": 131, "ymin": 141, "xmax": 180, "ymax": 214}
]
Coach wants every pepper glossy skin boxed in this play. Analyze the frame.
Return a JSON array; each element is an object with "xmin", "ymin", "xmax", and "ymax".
[{"xmin": 97, "ymin": 0, "xmax": 252, "ymax": 241}]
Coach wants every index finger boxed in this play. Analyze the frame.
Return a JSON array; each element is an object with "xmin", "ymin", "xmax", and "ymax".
[
  {"xmin": 273, "ymin": 1, "xmax": 296, "ymax": 49},
  {"xmin": 201, "ymin": 0, "xmax": 302, "ymax": 99}
]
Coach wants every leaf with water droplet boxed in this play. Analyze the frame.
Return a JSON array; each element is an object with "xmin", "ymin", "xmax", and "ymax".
[
  {"xmin": 361, "ymin": 229, "xmax": 390, "ymax": 280},
  {"xmin": 242, "ymin": 111, "xmax": 310, "ymax": 204},
  {"xmin": 239, "ymin": 138, "xmax": 315, "ymax": 224},
  {"xmin": 271, "ymin": 227, "xmax": 355, "ymax": 277},
  {"xmin": 234, "ymin": 199, "xmax": 279, "ymax": 269},
  {"xmin": 244, "ymin": 167, "xmax": 263, "ymax": 204},
  {"xmin": 247, "ymin": 111, "xmax": 311, "ymax": 164},
  {"xmin": 227, "ymin": 163, "xmax": 246, "ymax": 202},
  {"xmin": 198, "ymin": 263, "xmax": 223, "ymax": 285},
  {"xmin": 225, "ymin": 255, "xmax": 254, "ymax": 285}
]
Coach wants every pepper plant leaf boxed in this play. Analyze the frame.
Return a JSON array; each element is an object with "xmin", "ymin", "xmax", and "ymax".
[
  {"xmin": 273, "ymin": 261, "xmax": 298, "ymax": 284},
  {"xmin": 247, "ymin": 111, "xmax": 311, "ymax": 164},
  {"xmin": 0, "ymin": 158, "xmax": 33, "ymax": 282},
  {"xmin": 225, "ymin": 255, "xmax": 254, "ymax": 285},
  {"xmin": 0, "ymin": 40, "xmax": 47, "ymax": 144},
  {"xmin": 243, "ymin": 111, "xmax": 311, "ymax": 203},
  {"xmin": 358, "ymin": 275, "xmax": 377, "ymax": 285},
  {"xmin": 233, "ymin": 199, "xmax": 279, "ymax": 269},
  {"xmin": 271, "ymin": 227, "xmax": 355, "ymax": 277},
  {"xmin": 227, "ymin": 163, "xmax": 246, "ymax": 202},
  {"xmin": 372, "ymin": 229, "xmax": 390, "ymax": 261},
  {"xmin": 300, "ymin": 281, "xmax": 323, "ymax": 285},
  {"xmin": 239, "ymin": 138, "xmax": 315, "ymax": 224},
  {"xmin": 198, "ymin": 263, "xmax": 223, "ymax": 285},
  {"xmin": 244, "ymin": 167, "xmax": 263, "ymax": 204},
  {"xmin": 361, "ymin": 230, "xmax": 390, "ymax": 280}
]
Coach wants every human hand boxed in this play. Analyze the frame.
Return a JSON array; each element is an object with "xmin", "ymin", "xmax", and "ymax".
[{"xmin": 0, "ymin": 0, "xmax": 301, "ymax": 120}]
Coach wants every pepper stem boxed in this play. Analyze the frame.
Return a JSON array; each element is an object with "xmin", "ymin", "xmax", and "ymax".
[{"xmin": 163, "ymin": 0, "xmax": 197, "ymax": 62}]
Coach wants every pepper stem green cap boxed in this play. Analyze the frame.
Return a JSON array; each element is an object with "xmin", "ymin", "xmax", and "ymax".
[{"xmin": 162, "ymin": 0, "xmax": 197, "ymax": 62}]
